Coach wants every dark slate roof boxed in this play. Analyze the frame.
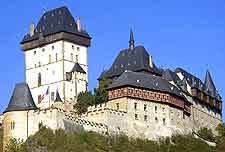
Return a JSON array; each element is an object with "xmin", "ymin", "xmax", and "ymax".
[
  {"xmin": 99, "ymin": 45, "xmax": 161, "ymax": 80},
  {"xmin": 175, "ymin": 68, "xmax": 221, "ymax": 100},
  {"xmin": 162, "ymin": 69, "xmax": 189, "ymax": 94},
  {"xmin": 108, "ymin": 71, "xmax": 183, "ymax": 98},
  {"xmin": 204, "ymin": 70, "xmax": 216, "ymax": 92},
  {"xmin": 71, "ymin": 63, "xmax": 86, "ymax": 74},
  {"xmin": 162, "ymin": 69, "xmax": 180, "ymax": 82},
  {"xmin": 175, "ymin": 68, "xmax": 204, "ymax": 90},
  {"xmin": 54, "ymin": 90, "xmax": 63, "ymax": 102},
  {"xmin": 4, "ymin": 83, "xmax": 38, "ymax": 113},
  {"xmin": 204, "ymin": 70, "xmax": 217, "ymax": 98},
  {"xmin": 21, "ymin": 6, "xmax": 90, "ymax": 43}
]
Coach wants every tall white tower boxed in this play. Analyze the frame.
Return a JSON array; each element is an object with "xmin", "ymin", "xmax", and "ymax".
[{"xmin": 20, "ymin": 6, "xmax": 91, "ymax": 109}]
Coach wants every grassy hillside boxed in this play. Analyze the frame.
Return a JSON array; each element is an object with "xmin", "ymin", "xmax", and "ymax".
[{"xmin": 3, "ymin": 124, "xmax": 225, "ymax": 152}]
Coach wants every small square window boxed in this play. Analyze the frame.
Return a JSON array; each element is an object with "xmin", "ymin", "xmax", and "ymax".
[
  {"xmin": 155, "ymin": 106, "xmax": 157, "ymax": 113},
  {"xmin": 52, "ymin": 46, "xmax": 55, "ymax": 50},
  {"xmin": 116, "ymin": 103, "xmax": 119, "ymax": 110},
  {"xmin": 76, "ymin": 55, "xmax": 78, "ymax": 62},
  {"xmin": 163, "ymin": 118, "xmax": 166, "ymax": 125},
  {"xmin": 77, "ymin": 47, "xmax": 80, "ymax": 51},
  {"xmin": 42, "ymin": 48, "xmax": 45, "ymax": 52},
  {"xmin": 135, "ymin": 114, "xmax": 138, "ymax": 120},
  {"xmin": 34, "ymin": 51, "xmax": 36, "ymax": 55},
  {"xmin": 51, "ymin": 92, "xmax": 55, "ymax": 101},
  {"xmin": 134, "ymin": 103, "xmax": 137, "ymax": 110},
  {"xmin": 144, "ymin": 115, "xmax": 147, "ymax": 121},
  {"xmin": 144, "ymin": 104, "xmax": 147, "ymax": 111},
  {"xmin": 10, "ymin": 121, "xmax": 15, "ymax": 130}
]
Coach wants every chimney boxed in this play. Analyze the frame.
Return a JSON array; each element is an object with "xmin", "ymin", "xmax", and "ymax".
[
  {"xmin": 149, "ymin": 55, "xmax": 153, "ymax": 68},
  {"xmin": 29, "ymin": 23, "xmax": 35, "ymax": 37},
  {"xmin": 76, "ymin": 17, "xmax": 81, "ymax": 32}
]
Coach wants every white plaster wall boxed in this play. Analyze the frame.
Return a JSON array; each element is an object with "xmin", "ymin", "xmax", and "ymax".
[{"xmin": 24, "ymin": 40, "xmax": 88, "ymax": 109}]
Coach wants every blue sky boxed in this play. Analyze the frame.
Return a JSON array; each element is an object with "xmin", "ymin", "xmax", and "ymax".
[{"xmin": 0, "ymin": 0, "xmax": 225, "ymax": 120}]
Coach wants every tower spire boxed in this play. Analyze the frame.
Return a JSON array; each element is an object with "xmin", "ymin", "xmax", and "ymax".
[
  {"xmin": 204, "ymin": 70, "xmax": 216, "ymax": 93},
  {"xmin": 129, "ymin": 29, "xmax": 135, "ymax": 50}
]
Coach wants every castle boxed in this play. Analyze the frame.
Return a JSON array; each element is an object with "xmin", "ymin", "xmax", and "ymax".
[{"xmin": 2, "ymin": 6, "xmax": 222, "ymax": 150}]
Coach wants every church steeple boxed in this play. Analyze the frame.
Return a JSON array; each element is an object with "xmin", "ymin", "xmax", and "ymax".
[
  {"xmin": 204, "ymin": 70, "xmax": 216, "ymax": 93},
  {"xmin": 129, "ymin": 29, "xmax": 135, "ymax": 50}
]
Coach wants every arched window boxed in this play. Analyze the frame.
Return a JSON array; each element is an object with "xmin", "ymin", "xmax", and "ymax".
[{"xmin": 38, "ymin": 73, "xmax": 42, "ymax": 87}]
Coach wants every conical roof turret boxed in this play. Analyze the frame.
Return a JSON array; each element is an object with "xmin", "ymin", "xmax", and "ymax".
[{"xmin": 4, "ymin": 83, "xmax": 37, "ymax": 113}]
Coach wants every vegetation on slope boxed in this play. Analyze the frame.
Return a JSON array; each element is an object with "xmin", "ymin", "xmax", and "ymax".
[{"xmin": 3, "ymin": 123, "xmax": 225, "ymax": 152}]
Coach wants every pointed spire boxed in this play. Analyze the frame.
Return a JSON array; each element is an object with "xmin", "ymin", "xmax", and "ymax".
[
  {"xmin": 204, "ymin": 70, "xmax": 216, "ymax": 93},
  {"xmin": 54, "ymin": 90, "xmax": 62, "ymax": 102},
  {"xmin": 129, "ymin": 29, "xmax": 135, "ymax": 50}
]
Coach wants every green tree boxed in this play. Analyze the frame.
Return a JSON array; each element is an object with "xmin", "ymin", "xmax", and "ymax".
[
  {"xmin": 94, "ymin": 78, "xmax": 112, "ymax": 104},
  {"xmin": 197, "ymin": 127, "xmax": 215, "ymax": 142},
  {"xmin": 74, "ymin": 91, "xmax": 95, "ymax": 115}
]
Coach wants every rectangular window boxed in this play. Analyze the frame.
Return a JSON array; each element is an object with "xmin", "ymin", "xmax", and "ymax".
[
  {"xmin": 135, "ymin": 114, "xmax": 138, "ymax": 120},
  {"xmin": 71, "ymin": 53, "xmax": 73, "ymax": 61},
  {"xmin": 163, "ymin": 118, "xmax": 166, "ymax": 125},
  {"xmin": 49, "ymin": 55, "xmax": 51, "ymax": 63},
  {"xmin": 51, "ymin": 92, "xmax": 55, "ymax": 101},
  {"xmin": 77, "ymin": 47, "xmax": 80, "ymax": 51},
  {"xmin": 162, "ymin": 107, "xmax": 165, "ymax": 113},
  {"xmin": 134, "ymin": 103, "xmax": 137, "ymax": 110},
  {"xmin": 155, "ymin": 106, "xmax": 157, "ymax": 113},
  {"xmin": 38, "ymin": 95, "xmax": 42, "ymax": 104},
  {"xmin": 155, "ymin": 117, "xmax": 158, "ymax": 123},
  {"xmin": 10, "ymin": 121, "xmax": 15, "ymax": 130},
  {"xmin": 116, "ymin": 103, "xmax": 119, "ymax": 110},
  {"xmin": 144, "ymin": 115, "xmax": 147, "ymax": 121},
  {"xmin": 55, "ymin": 53, "xmax": 58, "ymax": 61},
  {"xmin": 144, "ymin": 104, "xmax": 147, "ymax": 111},
  {"xmin": 76, "ymin": 55, "xmax": 78, "ymax": 62}
]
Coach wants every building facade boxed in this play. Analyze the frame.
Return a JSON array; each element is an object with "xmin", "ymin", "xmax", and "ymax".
[
  {"xmin": 2, "ymin": 6, "xmax": 223, "ymax": 151},
  {"xmin": 21, "ymin": 6, "xmax": 91, "ymax": 109}
]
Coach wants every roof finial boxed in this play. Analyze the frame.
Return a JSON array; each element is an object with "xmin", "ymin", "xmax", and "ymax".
[
  {"xmin": 129, "ymin": 29, "xmax": 135, "ymax": 50},
  {"xmin": 76, "ymin": 17, "xmax": 81, "ymax": 32}
]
